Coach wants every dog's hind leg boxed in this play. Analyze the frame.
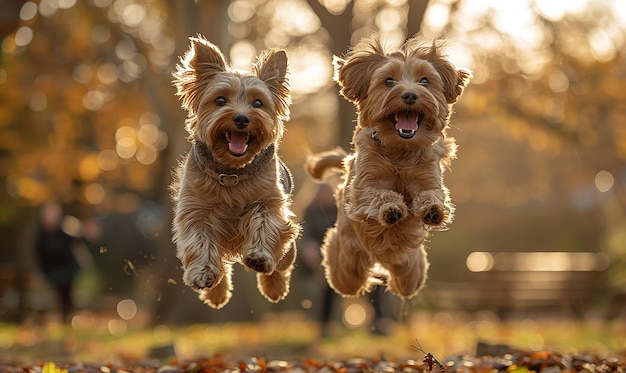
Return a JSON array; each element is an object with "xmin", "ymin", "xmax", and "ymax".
[
  {"xmin": 322, "ymin": 225, "xmax": 372, "ymax": 297},
  {"xmin": 199, "ymin": 263, "xmax": 233, "ymax": 309},
  {"xmin": 385, "ymin": 245, "xmax": 429, "ymax": 299},
  {"xmin": 257, "ymin": 241, "xmax": 296, "ymax": 302}
]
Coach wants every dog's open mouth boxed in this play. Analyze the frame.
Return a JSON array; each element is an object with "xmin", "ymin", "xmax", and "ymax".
[
  {"xmin": 392, "ymin": 111, "xmax": 424, "ymax": 139},
  {"xmin": 226, "ymin": 130, "xmax": 250, "ymax": 156}
]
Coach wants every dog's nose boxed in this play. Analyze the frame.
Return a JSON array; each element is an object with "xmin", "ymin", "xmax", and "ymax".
[
  {"xmin": 402, "ymin": 91, "xmax": 418, "ymax": 105},
  {"xmin": 233, "ymin": 113, "xmax": 250, "ymax": 129}
]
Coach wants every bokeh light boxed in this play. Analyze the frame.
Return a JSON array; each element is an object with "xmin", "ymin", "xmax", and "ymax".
[
  {"xmin": 117, "ymin": 298, "xmax": 138, "ymax": 321},
  {"xmin": 153, "ymin": 324, "xmax": 172, "ymax": 344},
  {"xmin": 595, "ymin": 170, "xmax": 614, "ymax": 193},
  {"xmin": 108, "ymin": 319, "xmax": 127, "ymax": 337},
  {"xmin": 85, "ymin": 183, "xmax": 105, "ymax": 205},
  {"xmin": 343, "ymin": 302, "xmax": 368, "ymax": 328},
  {"xmin": 466, "ymin": 252, "xmax": 495, "ymax": 272}
]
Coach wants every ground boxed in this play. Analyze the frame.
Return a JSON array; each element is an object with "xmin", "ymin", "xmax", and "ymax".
[{"xmin": 0, "ymin": 310, "xmax": 624, "ymax": 372}]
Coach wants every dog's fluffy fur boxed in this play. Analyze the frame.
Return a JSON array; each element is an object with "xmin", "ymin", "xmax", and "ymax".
[
  {"xmin": 306, "ymin": 36, "xmax": 471, "ymax": 299},
  {"xmin": 171, "ymin": 36, "xmax": 300, "ymax": 309}
]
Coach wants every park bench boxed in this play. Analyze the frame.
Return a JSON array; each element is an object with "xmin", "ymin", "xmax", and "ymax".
[{"xmin": 418, "ymin": 251, "xmax": 610, "ymax": 319}]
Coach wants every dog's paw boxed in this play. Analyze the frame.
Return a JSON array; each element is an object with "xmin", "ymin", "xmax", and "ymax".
[
  {"xmin": 244, "ymin": 251, "xmax": 275, "ymax": 274},
  {"xmin": 413, "ymin": 190, "xmax": 451, "ymax": 228},
  {"xmin": 423, "ymin": 205, "xmax": 444, "ymax": 225},
  {"xmin": 184, "ymin": 268, "xmax": 220, "ymax": 291},
  {"xmin": 379, "ymin": 202, "xmax": 407, "ymax": 226}
]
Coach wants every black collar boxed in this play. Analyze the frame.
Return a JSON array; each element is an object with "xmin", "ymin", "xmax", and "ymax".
[{"xmin": 192, "ymin": 141, "xmax": 275, "ymax": 187}]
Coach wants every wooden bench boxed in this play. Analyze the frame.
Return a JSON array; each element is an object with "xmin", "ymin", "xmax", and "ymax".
[{"xmin": 418, "ymin": 251, "xmax": 610, "ymax": 318}]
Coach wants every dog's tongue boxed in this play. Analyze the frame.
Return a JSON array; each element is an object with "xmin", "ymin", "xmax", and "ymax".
[
  {"xmin": 395, "ymin": 112, "xmax": 419, "ymax": 132},
  {"xmin": 228, "ymin": 131, "xmax": 248, "ymax": 155}
]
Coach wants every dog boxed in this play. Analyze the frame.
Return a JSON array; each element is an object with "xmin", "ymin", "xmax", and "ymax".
[
  {"xmin": 306, "ymin": 36, "xmax": 471, "ymax": 299},
  {"xmin": 171, "ymin": 35, "xmax": 300, "ymax": 309}
]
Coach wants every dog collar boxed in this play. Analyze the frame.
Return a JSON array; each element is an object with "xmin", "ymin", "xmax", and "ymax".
[
  {"xmin": 371, "ymin": 130, "xmax": 382, "ymax": 145},
  {"xmin": 192, "ymin": 141, "xmax": 275, "ymax": 187}
]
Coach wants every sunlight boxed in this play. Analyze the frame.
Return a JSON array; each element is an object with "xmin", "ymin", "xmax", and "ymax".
[
  {"xmin": 82, "ymin": 88, "xmax": 106, "ymax": 111},
  {"xmin": 153, "ymin": 324, "xmax": 172, "ymax": 344},
  {"xmin": 548, "ymin": 69, "xmax": 569, "ymax": 93},
  {"xmin": 117, "ymin": 299, "xmax": 138, "ymax": 321},
  {"xmin": 61, "ymin": 215, "xmax": 83, "ymax": 237},
  {"xmin": 14, "ymin": 26, "xmax": 33, "ymax": 47},
  {"xmin": 29, "ymin": 91, "xmax": 47, "ymax": 112},
  {"xmin": 116, "ymin": 126, "xmax": 138, "ymax": 159},
  {"xmin": 468, "ymin": 252, "xmax": 610, "ymax": 272},
  {"xmin": 588, "ymin": 27, "xmax": 617, "ymax": 62},
  {"xmin": 85, "ymin": 183, "xmax": 105, "ymax": 205},
  {"xmin": 535, "ymin": 0, "xmax": 567, "ymax": 21},
  {"xmin": 228, "ymin": 0, "xmax": 255, "ymax": 23},
  {"xmin": 288, "ymin": 47, "xmax": 333, "ymax": 94},
  {"xmin": 73, "ymin": 64, "xmax": 93, "ymax": 84},
  {"xmin": 230, "ymin": 40, "xmax": 256, "ymax": 71},
  {"xmin": 78, "ymin": 154, "xmax": 101, "ymax": 180},
  {"xmin": 466, "ymin": 252, "xmax": 494, "ymax": 272},
  {"xmin": 594, "ymin": 170, "xmax": 614, "ymax": 193},
  {"xmin": 136, "ymin": 144, "xmax": 158, "ymax": 165},
  {"xmin": 425, "ymin": 2, "xmax": 450, "ymax": 30},
  {"xmin": 119, "ymin": 3, "xmax": 146, "ymax": 27},
  {"xmin": 491, "ymin": 2, "xmax": 543, "ymax": 49},
  {"xmin": 20, "ymin": 2, "xmax": 38, "ymax": 21},
  {"xmin": 108, "ymin": 319, "xmax": 127, "ymax": 337},
  {"xmin": 97, "ymin": 63, "xmax": 118, "ymax": 85},
  {"xmin": 272, "ymin": 0, "xmax": 321, "ymax": 37},
  {"xmin": 343, "ymin": 302, "xmax": 368, "ymax": 328},
  {"xmin": 614, "ymin": 0, "xmax": 626, "ymax": 25},
  {"xmin": 96, "ymin": 149, "xmax": 119, "ymax": 171}
]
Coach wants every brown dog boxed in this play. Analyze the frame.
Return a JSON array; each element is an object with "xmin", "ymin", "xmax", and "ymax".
[
  {"xmin": 307, "ymin": 36, "xmax": 471, "ymax": 299},
  {"xmin": 171, "ymin": 36, "xmax": 300, "ymax": 309}
]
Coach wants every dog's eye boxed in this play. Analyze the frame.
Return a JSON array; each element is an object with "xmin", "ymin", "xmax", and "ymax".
[
  {"xmin": 385, "ymin": 78, "xmax": 396, "ymax": 87},
  {"xmin": 215, "ymin": 96, "xmax": 227, "ymax": 106},
  {"xmin": 419, "ymin": 77, "xmax": 429, "ymax": 85},
  {"xmin": 252, "ymin": 99, "xmax": 263, "ymax": 108}
]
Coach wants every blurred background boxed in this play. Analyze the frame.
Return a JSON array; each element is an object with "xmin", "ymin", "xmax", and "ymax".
[{"xmin": 0, "ymin": 0, "xmax": 625, "ymax": 356}]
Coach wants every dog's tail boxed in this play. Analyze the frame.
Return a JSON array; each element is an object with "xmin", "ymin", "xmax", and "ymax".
[{"xmin": 305, "ymin": 147, "xmax": 347, "ymax": 182}]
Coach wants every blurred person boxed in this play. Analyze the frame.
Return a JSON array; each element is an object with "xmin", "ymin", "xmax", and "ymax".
[
  {"xmin": 299, "ymin": 183, "xmax": 338, "ymax": 337},
  {"xmin": 34, "ymin": 202, "xmax": 81, "ymax": 323}
]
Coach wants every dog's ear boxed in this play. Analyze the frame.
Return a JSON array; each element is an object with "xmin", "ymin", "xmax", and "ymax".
[
  {"xmin": 254, "ymin": 48, "xmax": 291, "ymax": 120},
  {"xmin": 440, "ymin": 65, "xmax": 471, "ymax": 104},
  {"xmin": 172, "ymin": 35, "xmax": 227, "ymax": 114},
  {"xmin": 334, "ymin": 37, "xmax": 387, "ymax": 104},
  {"xmin": 421, "ymin": 42, "xmax": 472, "ymax": 104}
]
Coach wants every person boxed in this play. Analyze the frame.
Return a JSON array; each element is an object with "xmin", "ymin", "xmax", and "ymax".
[
  {"xmin": 299, "ymin": 184, "xmax": 338, "ymax": 337},
  {"xmin": 34, "ymin": 202, "xmax": 80, "ymax": 323}
]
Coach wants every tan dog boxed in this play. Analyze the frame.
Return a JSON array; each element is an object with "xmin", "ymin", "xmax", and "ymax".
[
  {"xmin": 307, "ymin": 36, "xmax": 471, "ymax": 299},
  {"xmin": 171, "ymin": 36, "xmax": 300, "ymax": 309}
]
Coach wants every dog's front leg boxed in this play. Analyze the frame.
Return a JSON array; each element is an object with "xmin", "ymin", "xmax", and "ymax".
[
  {"xmin": 240, "ymin": 202, "xmax": 297, "ymax": 275},
  {"xmin": 411, "ymin": 181, "xmax": 453, "ymax": 229},
  {"xmin": 346, "ymin": 172, "xmax": 407, "ymax": 227},
  {"xmin": 173, "ymin": 206, "xmax": 225, "ymax": 292},
  {"xmin": 175, "ymin": 232, "xmax": 225, "ymax": 292}
]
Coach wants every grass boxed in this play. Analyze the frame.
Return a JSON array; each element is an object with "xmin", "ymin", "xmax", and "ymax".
[{"xmin": 1, "ymin": 309, "xmax": 624, "ymax": 365}]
